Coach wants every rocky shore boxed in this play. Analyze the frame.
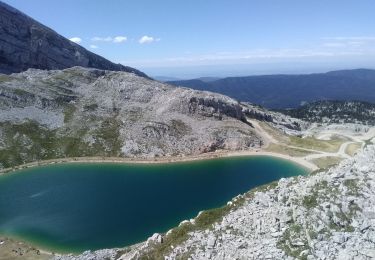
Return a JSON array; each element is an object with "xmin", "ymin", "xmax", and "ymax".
[{"xmin": 55, "ymin": 145, "xmax": 375, "ymax": 259}]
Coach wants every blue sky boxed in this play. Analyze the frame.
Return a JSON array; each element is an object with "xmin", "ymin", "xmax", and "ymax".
[{"xmin": 4, "ymin": 0, "xmax": 375, "ymax": 78}]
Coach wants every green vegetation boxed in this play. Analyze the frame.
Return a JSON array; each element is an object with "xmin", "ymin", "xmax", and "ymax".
[
  {"xmin": 266, "ymin": 144, "xmax": 313, "ymax": 157},
  {"xmin": 0, "ymin": 121, "xmax": 60, "ymax": 168},
  {"xmin": 307, "ymin": 179, "xmax": 359, "ymax": 232},
  {"xmin": 0, "ymin": 118, "xmax": 123, "ymax": 168},
  {"xmin": 308, "ymin": 168, "xmax": 326, "ymax": 176},
  {"xmin": 277, "ymin": 223, "xmax": 309, "ymax": 260},
  {"xmin": 63, "ymin": 104, "xmax": 77, "ymax": 123},
  {"xmin": 311, "ymin": 156, "xmax": 342, "ymax": 169},
  {"xmin": 123, "ymin": 107, "xmax": 143, "ymax": 122},
  {"xmin": 259, "ymin": 122, "xmax": 346, "ymax": 154},
  {"xmin": 281, "ymin": 100, "xmax": 375, "ymax": 125},
  {"xmin": 0, "ymin": 121, "xmax": 81, "ymax": 168},
  {"xmin": 91, "ymin": 117, "xmax": 122, "ymax": 156},
  {"xmin": 170, "ymin": 119, "xmax": 192, "ymax": 137},
  {"xmin": 84, "ymin": 103, "xmax": 99, "ymax": 111},
  {"xmin": 258, "ymin": 122, "xmax": 289, "ymax": 143},
  {"xmin": 289, "ymin": 136, "xmax": 345, "ymax": 153},
  {"xmin": 13, "ymin": 88, "xmax": 32, "ymax": 97},
  {"xmin": 278, "ymin": 176, "xmax": 361, "ymax": 259},
  {"xmin": 328, "ymin": 203, "xmax": 357, "ymax": 233},
  {"xmin": 302, "ymin": 195, "xmax": 318, "ymax": 209},
  {"xmin": 343, "ymin": 179, "xmax": 360, "ymax": 196},
  {"xmin": 138, "ymin": 202, "xmax": 235, "ymax": 259},
  {"xmin": 0, "ymin": 75, "xmax": 11, "ymax": 83}
]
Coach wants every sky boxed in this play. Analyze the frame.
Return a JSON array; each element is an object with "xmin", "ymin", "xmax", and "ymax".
[{"xmin": 3, "ymin": 0, "xmax": 375, "ymax": 78}]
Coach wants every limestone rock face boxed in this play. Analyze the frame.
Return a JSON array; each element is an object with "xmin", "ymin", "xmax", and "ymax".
[
  {"xmin": 0, "ymin": 1, "xmax": 147, "ymax": 78},
  {"xmin": 0, "ymin": 67, "xmax": 261, "ymax": 168}
]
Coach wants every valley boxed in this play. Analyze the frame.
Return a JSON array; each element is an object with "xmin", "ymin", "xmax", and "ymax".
[
  {"xmin": 167, "ymin": 70, "xmax": 375, "ymax": 109},
  {"xmin": 1, "ymin": 67, "xmax": 375, "ymax": 260},
  {"xmin": 1, "ymin": 1, "xmax": 375, "ymax": 259},
  {"xmin": 1, "ymin": 72, "xmax": 374, "ymax": 259}
]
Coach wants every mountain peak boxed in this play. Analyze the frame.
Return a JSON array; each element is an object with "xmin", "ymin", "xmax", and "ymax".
[{"xmin": 0, "ymin": 1, "xmax": 148, "ymax": 78}]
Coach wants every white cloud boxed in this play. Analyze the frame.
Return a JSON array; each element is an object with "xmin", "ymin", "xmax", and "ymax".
[
  {"xmin": 90, "ymin": 45, "xmax": 99, "ymax": 49},
  {"xmin": 322, "ymin": 36, "xmax": 375, "ymax": 41},
  {"xmin": 347, "ymin": 41, "xmax": 365, "ymax": 47},
  {"xmin": 323, "ymin": 42, "xmax": 347, "ymax": 48},
  {"xmin": 92, "ymin": 36, "xmax": 113, "ymax": 42},
  {"xmin": 118, "ymin": 35, "xmax": 375, "ymax": 68},
  {"xmin": 139, "ymin": 35, "xmax": 160, "ymax": 44},
  {"xmin": 91, "ymin": 36, "xmax": 128, "ymax": 43},
  {"xmin": 69, "ymin": 37, "xmax": 82, "ymax": 44},
  {"xmin": 321, "ymin": 36, "xmax": 375, "ymax": 50},
  {"xmin": 113, "ymin": 36, "xmax": 127, "ymax": 43},
  {"xmin": 120, "ymin": 45, "xmax": 375, "ymax": 68}
]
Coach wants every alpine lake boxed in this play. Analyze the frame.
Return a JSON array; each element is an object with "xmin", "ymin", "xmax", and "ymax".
[{"xmin": 0, "ymin": 156, "xmax": 308, "ymax": 253}]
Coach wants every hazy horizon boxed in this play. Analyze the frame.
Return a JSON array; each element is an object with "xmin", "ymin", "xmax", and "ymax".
[{"xmin": 148, "ymin": 64, "xmax": 375, "ymax": 80}]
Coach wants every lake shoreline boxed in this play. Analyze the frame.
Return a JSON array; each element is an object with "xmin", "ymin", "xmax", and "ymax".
[
  {"xmin": 0, "ymin": 149, "xmax": 318, "ymax": 176},
  {"xmin": 0, "ymin": 149, "xmax": 315, "ymax": 258}
]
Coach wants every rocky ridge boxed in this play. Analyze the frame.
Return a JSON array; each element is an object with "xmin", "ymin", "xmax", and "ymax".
[
  {"xmin": 57, "ymin": 144, "xmax": 375, "ymax": 259},
  {"xmin": 242, "ymin": 101, "xmax": 309, "ymax": 135},
  {"xmin": 0, "ymin": 1, "xmax": 147, "ymax": 77},
  {"xmin": 0, "ymin": 66, "xmax": 263, "ymax": 169}
]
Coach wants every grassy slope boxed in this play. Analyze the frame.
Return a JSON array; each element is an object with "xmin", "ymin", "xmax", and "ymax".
[
  {"xmin": 311, "ymin": 156, "xmax": 343, "ymax": 169},
  {"xmin": 0, "ymin": 117, "xmax": 122, "ymax": 169}
]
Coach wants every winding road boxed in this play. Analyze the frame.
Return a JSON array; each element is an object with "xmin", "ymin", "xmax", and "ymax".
[{"xmin": 249, "ymin": 118, "xmax": 375, "ymax": 169}]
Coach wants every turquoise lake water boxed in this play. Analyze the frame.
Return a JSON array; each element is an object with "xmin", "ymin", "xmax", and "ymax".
[{"xmin": 0, "ymin": 156, "xmax": 308, "ymax": 253}]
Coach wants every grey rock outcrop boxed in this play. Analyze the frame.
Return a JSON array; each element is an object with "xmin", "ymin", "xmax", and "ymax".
[
  {"xmin": 0, "ymin": 1, "xmax": 147, "ymax": 77},
  {"xmin": 160, "ymin": 145, "xmax": 375, "ymax": 259},
  {"xmin": 241, "ymin": 102, "xmax": 309, "ymax": 134},
  {"xmin": 0, "ymin": 67, "xmax": 261, "ymax": 168}
]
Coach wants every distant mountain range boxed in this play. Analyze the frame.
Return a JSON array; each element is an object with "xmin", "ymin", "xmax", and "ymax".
[
  {"xmin": 154, "ymin": 76, "xmax": 221, "ymax": 83},
  {"xmin": 167, "ymin": 69, "xmax": 375, "ymax": 108},
  {"xmin": 0, "ymin": 1, "xmax": 147, "ymax": 78}
]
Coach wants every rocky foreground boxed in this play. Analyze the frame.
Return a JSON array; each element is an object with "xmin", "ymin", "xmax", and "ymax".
[{"xmin": 56, "ymin": 145, "xmax": 375, "ymax": 260}]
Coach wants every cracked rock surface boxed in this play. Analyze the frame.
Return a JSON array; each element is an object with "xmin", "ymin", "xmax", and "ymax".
[{"xmin": 162, "ymin": 145, "xmax": 375, "ymax": 260}]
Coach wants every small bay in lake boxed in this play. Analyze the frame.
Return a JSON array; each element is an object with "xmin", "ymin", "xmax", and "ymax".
[{"xmin": 0, "ymin": 156, "xmax": 308, "ymax": 253}]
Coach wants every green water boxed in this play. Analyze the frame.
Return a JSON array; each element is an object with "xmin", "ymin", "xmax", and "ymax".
[{"xmin": 0, "ymin": 156, "xmax": 307, "ymax": 253}]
